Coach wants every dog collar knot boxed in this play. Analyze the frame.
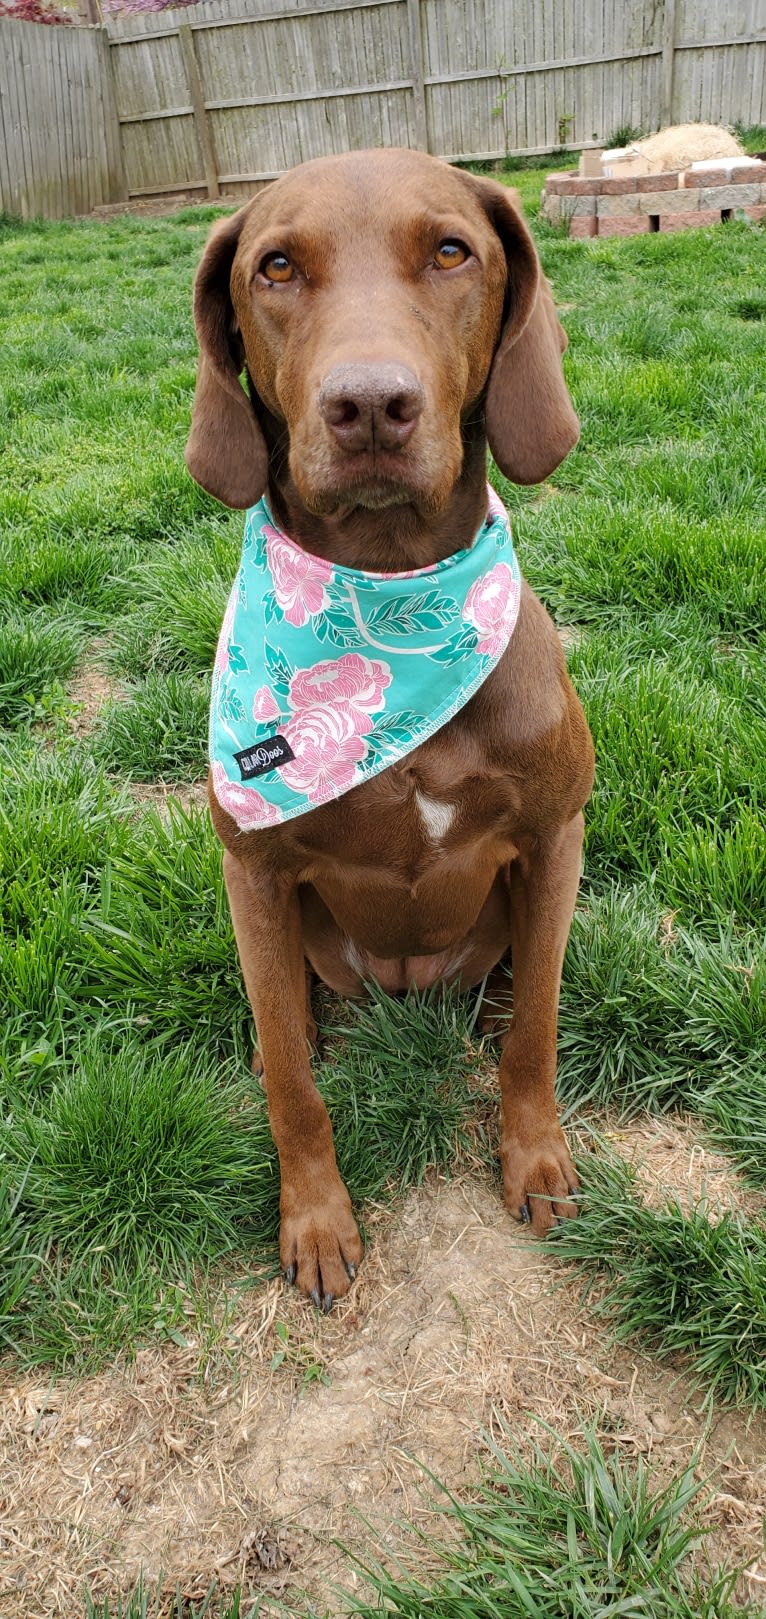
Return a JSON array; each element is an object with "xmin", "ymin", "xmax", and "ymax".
[{"xmin": 210, "ymin": 487, "xmax": 520, "ymax": 829}]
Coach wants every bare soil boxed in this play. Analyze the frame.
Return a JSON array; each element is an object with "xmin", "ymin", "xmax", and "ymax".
[
  {"xmin": 67, "ymin": 645, "xmax": 115, "ymax": 737},
  {"xmin": 2, "ymin": 1124, "xmax": 765, "ymax": 1618}
]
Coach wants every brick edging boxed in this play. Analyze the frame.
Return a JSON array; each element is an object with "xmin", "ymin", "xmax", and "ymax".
[{"xmin": 542, "ymin": 163, "xmax": 766, "ymax": 236}]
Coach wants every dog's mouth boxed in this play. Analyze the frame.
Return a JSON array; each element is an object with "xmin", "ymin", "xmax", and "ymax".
[
  {"xmin": 293, "ymin": 437, "xmax": 440, "ymax": 511},
  {"xmin": 302, "ymin": 459, "xmax": 429, "ymax": 514}
]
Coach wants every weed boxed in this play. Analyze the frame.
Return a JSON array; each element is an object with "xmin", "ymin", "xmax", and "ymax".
[
  {"xmin": 270, "ymin": 1319, "xmax": 331, "ymax": 1388},
  {"xmin": 606, "ymin": 124, "xmax": 644, "ymax": 149}
]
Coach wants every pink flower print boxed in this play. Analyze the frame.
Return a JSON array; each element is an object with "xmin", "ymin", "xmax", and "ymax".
[
  {"xmin": 211, "ymin": 761, "xmax": 283, "ymax": 829},
  {"xmin": 288, "ymin": 653, "xmax": 391, "ymax": 724},
  {"xmin": 281, "ymin": 703, "xmax": 369, "ymax": 802},
  {"xmin": 253, "ymin": 685, "xmax": 280, "ymax": 723},
  {"xmin": 214, "ymin": 591, "xmax": 237, "ymax": 674},
  {"xmin": 463, "ymin": 563, "xmax": 520, "ymax": 657},
  {"xmin": 265, "ymin": 524, "xmax": 334, "ymax": 627}
]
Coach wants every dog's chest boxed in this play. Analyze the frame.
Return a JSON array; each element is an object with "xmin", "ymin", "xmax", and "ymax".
[
  {"xmin": 297, "ymin": 732, "xmax": 519, "ymax": 886},
  {"xmin": 412, "ymin": 787, "xmax": 457, "ymax": 843}
]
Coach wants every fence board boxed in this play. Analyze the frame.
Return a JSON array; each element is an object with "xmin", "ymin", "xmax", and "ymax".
[{"xmin": 2, "ymin": 1, "xmax": 765, "ymax": 220}]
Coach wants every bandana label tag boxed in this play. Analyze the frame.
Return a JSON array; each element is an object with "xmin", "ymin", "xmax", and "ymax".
[{"xmin": 234, "ymin": 736, "xmax": 295, "ymax": 780}]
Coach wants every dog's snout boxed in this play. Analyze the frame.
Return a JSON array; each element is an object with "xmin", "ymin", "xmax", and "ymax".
[{"xmin": 318, "ymin": 363, "xmax": 424, "ymax": 452}]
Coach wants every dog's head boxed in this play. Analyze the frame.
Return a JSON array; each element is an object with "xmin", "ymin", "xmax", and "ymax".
[{"xmin": 186, "ymin": 149, "xmax": 578, "ymax": 515}]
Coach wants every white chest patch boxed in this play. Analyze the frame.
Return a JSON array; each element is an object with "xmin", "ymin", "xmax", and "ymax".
[{"xmin": 414, "ymin": 790, "xmax": 456, "ymax": 842}]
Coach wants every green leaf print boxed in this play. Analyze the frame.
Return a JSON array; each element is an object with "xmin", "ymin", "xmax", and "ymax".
[
  {"xmin": 227, "ymin": 642, "xmax": 249, "ymax": 674},
  {"xmin": 264, "ymin": 642, "xmax": 295, "ymax": 698},
  {"xmin": 314, "ymin": 606, "xmax": 365, "ymax": 649},
  {"xmin": 219, "ymin": 685, "xmax": 246, "ymax": 724},
  {"xmin": 365, "ymin": 590, "xmax": 459, "ymax": 637},
  {"xmin": 427, "ymin": 627, "xmax": 480, "ymax": 666},
  {"xmin": 365, "ymin": 710, "xmax": 422, "ymax": 762}
]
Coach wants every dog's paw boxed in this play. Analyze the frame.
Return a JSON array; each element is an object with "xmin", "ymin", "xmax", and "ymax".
[
  {"xmin": 280, "ymin": 1182, "xmax": 363, "ymax": 1311},
  {"xmin": 500, "ymin": 1125, "xmax": 579, "ymax": 1235}
]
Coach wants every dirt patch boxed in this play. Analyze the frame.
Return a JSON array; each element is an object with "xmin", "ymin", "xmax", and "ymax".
[
  {"xmin": 66, "ymin": 655, "xmax": 208, "ymax": 815},
  {"xmin": 88, "ymin": 195, "xmax": 241, "ymax": 221},
  {"xmin": 608, "ymin": 1113, "xmax": 766, "ymax": 1220},
  {"xmin": 127, "ymin": 780, "xmax": 209, "ymax": 817},
  {"xmin": 2, "ymin": 1137, "xmax": 765, "ymax": 1617},
  {"xmin": 67, "ymin": 646, "xmax": 115, "ymax": 738}
]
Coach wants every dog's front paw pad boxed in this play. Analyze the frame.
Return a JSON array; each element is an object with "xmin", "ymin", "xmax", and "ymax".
[{"xmin": 501, "ymin": 1131, "xmax": 579, "ymax": 1236}]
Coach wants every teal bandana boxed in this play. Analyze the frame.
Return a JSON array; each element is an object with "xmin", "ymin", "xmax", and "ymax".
[{"xmin": 209, "ymin": 486, "xmax": 520, "ymax": 830}]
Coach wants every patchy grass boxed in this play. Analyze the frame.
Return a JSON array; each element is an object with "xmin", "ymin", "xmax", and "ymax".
[
  {"xmin": 79, "ymin": 1423, "xmax": 764, "ymax": 1619},
  {"xmin": 551, "ymin": 1146, "xmax": 766, "ymax": 1405},
  {"xmin": 85, "ymin": 1584, "xmax": 258, "ymax": 1619}
]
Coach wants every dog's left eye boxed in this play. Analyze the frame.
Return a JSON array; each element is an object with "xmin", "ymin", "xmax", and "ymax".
[
  {"xmin": 260, "ymin": 253, "xmax": 294, "ymax": 283},
  {"xmin": 434, "ymin": 240, "xmax": 469, "ymax": 270}
]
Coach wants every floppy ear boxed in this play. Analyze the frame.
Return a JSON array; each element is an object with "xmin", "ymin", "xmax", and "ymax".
[
  {"xmin": 467, "ymin": 176, "xmax": 579, "ymax": 485},
  {"xmin": 185, "ymin": 207, "xmax": 268, "ymax": 509}
]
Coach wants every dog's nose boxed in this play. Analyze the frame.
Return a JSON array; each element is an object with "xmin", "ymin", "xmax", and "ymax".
[{"xmin": 318, "ymin": 363, "xmax": 424, "ymax": 452}]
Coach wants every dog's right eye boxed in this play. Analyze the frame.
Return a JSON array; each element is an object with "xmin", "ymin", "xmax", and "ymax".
[{"xmin": 259, "ymin": 253, "xmax": 294, "ymax": 284}]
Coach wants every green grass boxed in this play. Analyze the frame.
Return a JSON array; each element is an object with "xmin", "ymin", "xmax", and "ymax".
[
  {"xmin": 0, "ymin": 739, "xmax": 132, "ymax": 1053},
  {"xmin": 85, "ymin": 1580, "xmax": 258, "ymax": 1618},
  {"xmin": 2, "ymin": 936, "xmax": 482, "ymax": 1365},
  {"xmin": 93, "ymin": 671, "xmax": 209, "ymax": 780},
  {"xmin": 0, "ymin": 193, "xmax": 765, "ymax": 1422},
  {"xmin": 347, "ymin": 1422, "xmax": 760, "ymax": 1619},
  {"xmin": 104, "ymin": 518, "xmax": 240, "ymax": 678},
  {"xmin": 0, "ymin": 606, "xmax": 84, "ymax": 727},
  {"xmin": 558, "ymin": 887, "xmax": 766, "ymax": 1123},
  {"xmin": 550, "ymin": 1146, "xmax": 766, "ymax": 1407}
]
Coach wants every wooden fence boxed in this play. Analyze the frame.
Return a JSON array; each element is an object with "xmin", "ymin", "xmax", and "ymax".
[
  {"xmin": 0, "ymin": 18, "xmax": 125, "ymax": 218},
  {"xmin": 1, "ymin": 0, "xmax": 765, "ymax": 218}
]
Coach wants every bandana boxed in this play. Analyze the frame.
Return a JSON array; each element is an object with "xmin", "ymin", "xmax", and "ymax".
[{"xmin": 209, "ymin": 486, "xmax": 520, "ymax": 830}]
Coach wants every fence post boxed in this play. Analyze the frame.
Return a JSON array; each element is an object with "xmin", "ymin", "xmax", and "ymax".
[
  {"xmin": 178, "ymin": 22, "xmax": 220, "ymax": 200},
  {"xmin": 100, "ymin": 27, "xmax": 129, "ymax": 202},
  {"xmin": 406, "ymin": 0, "xmax": 429, "ymax": 152},
  {"xmin": 660, "ymin": 0, "xmax": 677, "ymax": 127}
]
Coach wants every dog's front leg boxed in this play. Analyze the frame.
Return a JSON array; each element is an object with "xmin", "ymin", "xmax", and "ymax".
[
  {"xmin": 498, "ymin": 811, "xmax": 583, "ymax": 1235},
  {"xmin": 223, "ymin": 850, "xmax": 363, "ymax": 1308}
]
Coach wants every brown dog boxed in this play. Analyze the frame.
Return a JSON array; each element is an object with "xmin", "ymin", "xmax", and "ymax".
[{"xmin": 186, "ymin": 148, "xmax": 594, "ymax": 1309}]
